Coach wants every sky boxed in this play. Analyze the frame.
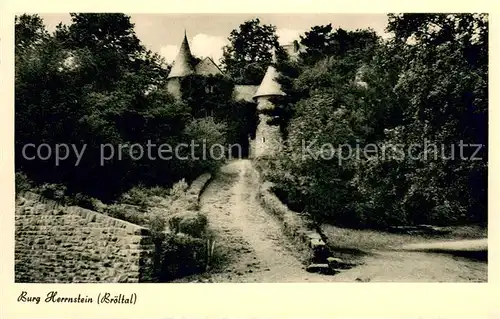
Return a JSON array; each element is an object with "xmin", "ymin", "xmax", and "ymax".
[{"xmin": 39, "ymin": 13, "xmax": 390, "ymax": 65}]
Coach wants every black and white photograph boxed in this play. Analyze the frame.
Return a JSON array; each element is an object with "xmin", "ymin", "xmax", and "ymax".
[{"xmin": 13, "ymin": 12, "xmax": 488, "ymax": 284}]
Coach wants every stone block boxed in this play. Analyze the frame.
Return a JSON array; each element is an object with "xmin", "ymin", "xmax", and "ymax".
[
  {"xmin": 327, "ymin": 257, "xmax": 352, "ymax": 270},
  {"xmin": 305, "ymin": 263, "xmax": 335, "ymax": 274},
  {"xmin": 306, "ymin": 232, "xmax": 322, "ymax": 240},
  {"xmin": 310, "ymin": 238, "xmax": 326, "ymax": 249}
]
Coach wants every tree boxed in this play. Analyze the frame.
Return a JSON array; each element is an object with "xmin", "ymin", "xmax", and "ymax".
[
  {"xmin": 15, "ymin": 14, "xmax": 49, "ymax": 51},
  {"xmin": 299, "ymin": 24, "xmax": 379, "ymax": 65},
  {"xmin": 265, "ymin": 13, "xmax": 487, "ymax": 228},
  {"xmin": 299, "ymin": 24, "xmax": 335, "ymax": 65},
  {"xmin": 382, "ymin": 13, "xmax": 488, "ymax": 224},
  {"xmin": 15, "ymin": 13, "xmax": 223, "ymax": 201},
  {"xmin": 53, "ymin": 13, "xmax": 167, "ymax": 92},
  {"xmin": 221, "ymin": 18, "xmax": 279, "ymax": 85},
  {"xmin": 179, "ymin": 74, "xmax": 258, "ymax": 157}
]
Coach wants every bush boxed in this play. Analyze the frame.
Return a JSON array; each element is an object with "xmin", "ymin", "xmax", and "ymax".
[
  {"xmin": 119, "ymin": 185, "xmax": 150, "ymax": 208},
  {"xmin": 265, "ymin": 14, "xmax": 487, "ymax": 229},
  {"xmin": 37, "ymin": 183, "xmax": 67, "ymax": 201},
  {"xmin": 169, "ymin": 179, "xmax": 189, "ymax": 200},
  {"xmin": 67, "ymin": 193, "xmax": 100, "ymax": 211},
  {"xmin": 103, "ymin": 178, "xmax": 214, "ymax": 282},
  {"xmin": 183, "ymin": 117, "xmax": 228, "ymax": 174},
  {"xmin": 156, "ymin": 233, "xmax": 208, "ymax": 281},
  {"xmin": 15, "ymin": 172, "xmax": 33, "ymax": 195},
  {"xmin": 103, "ymin": 203, "xmax": 147, "ymax": 225},
  {"xmin": 146, "ymin": 208, "xmax": 169, "ymax": 235},
  {"xmin": 168, "ymin": 211, "xmax": 208, "ymax": 238}
]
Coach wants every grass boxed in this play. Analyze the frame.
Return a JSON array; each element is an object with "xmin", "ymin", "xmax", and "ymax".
[{"xmin": 321, "ymin": 224, "xmax": 487, "ymax": 252}]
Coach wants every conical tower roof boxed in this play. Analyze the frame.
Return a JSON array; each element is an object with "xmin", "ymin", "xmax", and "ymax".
[
  {"xmin": 167, "ymin": 31, "xmax": 195, "ymax": 79},
  {"xmin": 253, "ymin": 65, "xmax": 286, "ymax": 99}
]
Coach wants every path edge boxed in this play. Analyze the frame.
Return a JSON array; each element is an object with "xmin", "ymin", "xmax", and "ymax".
[{"xmin": 252, "ymin": 166, "xmax": 333, "ymax": 268}]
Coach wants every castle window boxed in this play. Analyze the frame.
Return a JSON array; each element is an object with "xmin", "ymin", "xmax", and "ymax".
[{"xmin": 262, "ymin": 137, "xmax": 265, "ymax": 143}]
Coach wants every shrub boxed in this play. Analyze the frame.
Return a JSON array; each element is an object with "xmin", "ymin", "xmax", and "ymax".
[
  {"xmin": 119, "ymin": 185, "xmax": 149, "ymax": 207},
  {"xmin": 103, "ymin": 203, "xmax": 147, "ymax": 226},
  {"xmin": 37, "ymin": 183, "xmax": 67, "ymax": 201},
  {"xmin": 169, "ymin": 179, "xmax": 189, "ymax": 200},
  {"xmin": 67, "ymin": 193, "xmax": 99, "ymax": 211},
  {"xmin": 264, "ymin": 14, "xmax": 487, "ymax": 229},
  {"xmin": 184, "ymin": 117, "xmax": 228, "ymax": 175},
  {"xmin": 146, "ymin": 208, "xmax": 169, "ymax": 236},
  {"xmin": 156, "ymin": 233, "xmax": 207, "ymax": 281},
  {"xmin": 167, "ymin": 211, "xmax": 208, "ymax": 238},
  {"xmin": 15, "ymin": 172, "xmax": 33, "ymax": 195}
]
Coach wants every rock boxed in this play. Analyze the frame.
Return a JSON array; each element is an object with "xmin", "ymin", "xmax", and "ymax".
[
  {"xmin": 306, "ymin": 232, "xmax": 322, "ymax": 240},
  {"xmin": 306, "ymin": 263, "xmax": 334, "ymax": 275},
  {"xmin": 327, "ymin": 257, "xmax": 351, "ymax": 269},
  {"xmin": 310, "ymin": 238, "xmax": 326, "ymax": 249},
  {"xmin": 310, "ymin": 238, "xmax": 329, "ymax": 262}
]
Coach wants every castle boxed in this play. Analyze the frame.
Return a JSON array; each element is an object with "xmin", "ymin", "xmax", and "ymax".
[{"xmin": 166, "ymin": 31, "xmax": 303, "ymax": 159}]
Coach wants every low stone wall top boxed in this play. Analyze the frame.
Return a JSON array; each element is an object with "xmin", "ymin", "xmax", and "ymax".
[
  {"xmin": 188, "ymin": 173, "xmax": 212, "ymax": 197},
  {"xmin": 256, "ymin": 176, "xmax": 355, "ymax": 274},
  {"xmin": 186, "ymin": 173, "xmax": 212, "ymax": 208},
  {"xmin": 258, "ymin": 181, "xmax": 323, "ymax": 263}
]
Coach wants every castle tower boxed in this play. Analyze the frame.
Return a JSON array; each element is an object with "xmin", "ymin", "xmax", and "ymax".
[
  {"xmin": 250, "ymin": 49, "xmax": 286, "ymax": 159},
  {"xmin": 167, "ymin": 31, "xmax": 195, "ymax": 99}
]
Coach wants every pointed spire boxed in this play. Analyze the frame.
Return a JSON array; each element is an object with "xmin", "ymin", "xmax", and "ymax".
[
  {"xmin": 252, "ymin": 45, "xmax": 285, "ymax": 99},
  {"xmin": 253, "ymin": 65, "xmax": 285, "ymax": 99},
  {"xmin": 167, "ymin": 31, "xmax": 195, "ymax": 79}
]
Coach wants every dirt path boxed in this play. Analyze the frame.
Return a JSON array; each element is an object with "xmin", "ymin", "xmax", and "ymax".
[
  {"xmin": 401, "ymin": 239, "xmax": 487, "ymax": 252},
  {"xmin": 178, "ymin": 159, "xmax": 487, "ymax": 283},
  {"xmin": 197, "ymin": 159, "xmax": 337, "ymax": 282}
]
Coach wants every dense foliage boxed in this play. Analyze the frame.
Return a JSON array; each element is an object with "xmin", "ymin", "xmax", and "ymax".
[
  {"xmin": 15, "ymin": 13, "xmax": 228, "ymax": 201},
  {"xmin": 15, "ymin": 13, "xmax": 488, "ymax": 230},
  {"xmin": 180, "ymin": 74, "xmax": 258, "ymax": 157},
  {"xmin": 221, "ymin": 18, "xmax": 279, "ymax": 85},
  {"xmin": 265, "ymin": 13, "xmax": 488, "ymax": 228}
]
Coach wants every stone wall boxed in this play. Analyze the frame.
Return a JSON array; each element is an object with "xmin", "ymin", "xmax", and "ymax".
[
  {"xmin": 186, "ymin": 173, "xmax": 212, "ymax": 207},
  {"xmin": 233, "ymin": 85, "xmax": 259, "ymax": 102},
  {"xmin": 257, "ymin": 181, "xmax": 317, "ymax": 263},
  {"xmin": 166, "ymin": 77, "xmax": 182, "ymax": 99},
  {"xmin": 256, "ymin": 177, "xmax": 351, "ymax": 274},
  {"xmin": 15, "ymin": 192, "xmax": 155, "ymax": 283},
  {"xmin": 253, "ymin": 113, "xmax": 282, "ymax": 158}
]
